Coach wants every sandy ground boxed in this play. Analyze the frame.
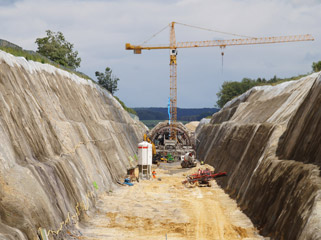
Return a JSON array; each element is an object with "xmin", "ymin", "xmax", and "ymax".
[{"xmin": 75, "ymin": 163, "xmax": 263, "ymax": 240}]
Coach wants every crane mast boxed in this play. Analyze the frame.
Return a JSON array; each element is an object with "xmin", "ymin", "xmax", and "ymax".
[
  {"xmin": 126, "ymin": 22, "xmax": 314, "ymax": 140},
  {"xmin": 169, "ymin": 22, "xmax": 177, "ymax": 139}
]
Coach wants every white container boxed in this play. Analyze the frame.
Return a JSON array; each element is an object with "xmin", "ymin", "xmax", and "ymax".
[{"xmin": 138, "ymin": 141, "xmax": 152, "ymax": 165}]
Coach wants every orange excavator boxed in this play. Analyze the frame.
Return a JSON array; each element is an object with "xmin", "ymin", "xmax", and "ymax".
[{"xmin": 143, "ymin": 133, "xmax": 157, "ymax": 161}]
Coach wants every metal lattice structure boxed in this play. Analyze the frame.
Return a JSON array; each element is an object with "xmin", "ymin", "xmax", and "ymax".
[{"xmin": 126, "ymin": 22, "xmax": 314, "ymax": 140}]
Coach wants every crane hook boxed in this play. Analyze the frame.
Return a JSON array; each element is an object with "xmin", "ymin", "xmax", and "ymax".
[
  {"xmin": 220, "ymin": 46, "xmax": 225, "ymax": 78},
  {"xmin": 221, "ymin": 50, "xmax": 224, "ymax": 75}
]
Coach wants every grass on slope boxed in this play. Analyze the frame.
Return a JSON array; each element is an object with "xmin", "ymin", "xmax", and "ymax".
[
  {"xmin": 0, "ymin": 46, "xmax": 91, "ymax": 80},
  {"xmin": 0, "ymin": 45, "xmax": 138, "ymax": 117}
]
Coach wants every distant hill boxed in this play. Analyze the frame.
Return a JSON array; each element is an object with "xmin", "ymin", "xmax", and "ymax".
[{"xmin": 133, "ymin": 107, "xmax": 219, "ymax": 121}]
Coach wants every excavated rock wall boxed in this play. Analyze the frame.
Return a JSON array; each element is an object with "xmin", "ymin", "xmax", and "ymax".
[
  {"xmin": 0, "ymin": 51, "xmax": 147, "ymax": 239},
  {"xmin": 197, "ymin": 73, "xmax": 321, "ymax": 240}
]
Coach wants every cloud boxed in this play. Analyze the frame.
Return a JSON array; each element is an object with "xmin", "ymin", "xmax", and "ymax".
[
  {"xmin": 0, "ymin": 0, "xmax": 21, "ymax": 6},
  {"xmin": 0, "ymin": 0, "xmax": 320, "ymax": 107}
]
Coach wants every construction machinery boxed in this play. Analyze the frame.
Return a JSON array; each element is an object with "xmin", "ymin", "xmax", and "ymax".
[
  {"xmin": 143, "ymin": 133, "xmax": 158, "ymax": 162},
  {"xmin": 181, "ymin": 152, "xmax": 197, "ymax": 168},
  {"xmin": 147, "ymin": 121, "xmax": 194, "ymax": 162},
  {"xmin": 126, "ymin": 21, "xmax": 314, "ymax": 139},
  {"xmin": 182, "ymin": 168, "xmax": 227, "ymax": 187}
]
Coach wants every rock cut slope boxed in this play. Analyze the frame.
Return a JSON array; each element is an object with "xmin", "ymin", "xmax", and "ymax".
[
  {"xmin": 0, "ymin": 50, "xmax": 146, "ymax": 239},
  {"xmin": 197, "ymin": 72, "xmax": 321, "ymax": 240}
]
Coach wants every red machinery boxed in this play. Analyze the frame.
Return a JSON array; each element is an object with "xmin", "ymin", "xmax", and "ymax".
[{"xmin": 182, "ymin": 168, "xmax": 227, "ymax": 187}]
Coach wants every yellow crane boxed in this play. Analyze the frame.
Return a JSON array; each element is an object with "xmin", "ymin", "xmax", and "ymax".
[{"xmin": 126, "ymin": 22, "xmax": 314, "ymax": 139}]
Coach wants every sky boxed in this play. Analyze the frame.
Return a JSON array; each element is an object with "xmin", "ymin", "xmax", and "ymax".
[{"xmin": 0, "ymin": 0, "xmax": 320, "ymax": 108}]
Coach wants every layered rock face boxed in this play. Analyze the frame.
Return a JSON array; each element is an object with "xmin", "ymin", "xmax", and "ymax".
[
  {"xmin": 197, "ymin": 73, "xmax": 321, "ymax": 240},
  {"xmin": 0, "ymin": 51, "xmax": 146, "ymax": 239}
]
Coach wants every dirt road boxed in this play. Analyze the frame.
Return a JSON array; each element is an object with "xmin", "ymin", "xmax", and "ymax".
[{"xmin": 76, "ymin": 163, "xmax": 263, "ymax": 240}]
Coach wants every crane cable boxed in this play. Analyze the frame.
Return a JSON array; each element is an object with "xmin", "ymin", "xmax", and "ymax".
[
  {"xmin": 220, "ymin": 46, "xmax": 225, "ymax": 83},
  {"xmin": 140, "ymin": 23, "xmax": 170, "ymax": 45},
  {"xmin": 221, "ymin": 52, "xmax": 224, "ymax": 75},
  {"xmin": 220, "ymin": 46, "xmax": 225, "ymax": 75},
  {"xmin": 175, "ymin": 22, "xmax": 255, "ymax": 39},
  {"xmin": 140, "ymin": 22, "xmax": 255, "ymax": 46},
  {"xmin": 138, "ymin": 21, "xmax": 251, "ymax": 83}
]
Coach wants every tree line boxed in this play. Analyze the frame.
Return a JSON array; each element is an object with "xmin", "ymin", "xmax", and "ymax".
[{"xmin": 216, "ymin": 62, "xmax": 321, "ymax": 108}]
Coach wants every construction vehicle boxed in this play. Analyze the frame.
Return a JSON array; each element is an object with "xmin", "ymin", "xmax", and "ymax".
[
  {"xmin": 181, "ymin": 152, "xmax": 197, "ymax": 168},
  {"xmin": 182, "ymin": 168, "xmax": 227, "ymax": 187},
  {"xmin": 160, "ymin": 156, "xmax": 167, "ymax": 162},
  {"xmin": 126, "ymin": 22, "xmax": 314, "ymax": 140},
  {"xmin": 143, "ymin": 133, "xmax": 158, "ymax": 162}
]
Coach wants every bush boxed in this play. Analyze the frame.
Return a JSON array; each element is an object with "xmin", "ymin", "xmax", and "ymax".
[
  {"xmin": 0, "ymin": 45, "xmax": 91, "ymax": 80},
  {"xmin": 35, "ymin": 30, "xmax": 81, "ymax": 70},
  {"xmin": 216, "ymin": 74, "xmax": 308, "ymax": 108},
  {"xmin": 312, "ymin": 61, "xmax": 321, "ymax": 72},
  {"xmin": 95, "ymin": 67, "xmax": 119, "ymax": 95}
]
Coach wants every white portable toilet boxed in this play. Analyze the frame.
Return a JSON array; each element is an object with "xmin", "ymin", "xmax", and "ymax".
[{"xmin": 138, "ymin": 141, "xmax": 152, "ymax": 179}]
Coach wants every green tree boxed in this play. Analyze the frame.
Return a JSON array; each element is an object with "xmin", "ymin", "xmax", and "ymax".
[
  {"xmin": 95, "ymin": 67, "xmax": 119, "ymax": 95},
  {"xmin": 312, "ymin": 61, "xmax": 321, "ymax": 72},
  {"xmin": 216, "ymin": 78, "xmax": 257, "ymax": 108},
  {"xmin": 35, "ymin": 30, "xmax": 81, "ymax": 70},
  {"xmin": 216, "ymin": 82, "xmax": 243, "ymax": 108},
  {"xmin": 216, "ymin": 67, "xmax": 317, "ymax": 109}
]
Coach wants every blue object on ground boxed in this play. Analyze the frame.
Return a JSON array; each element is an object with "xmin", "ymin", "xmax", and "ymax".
[{"xmin": 123, "ymin": 178, "xmax": 133, "ymax": 186}]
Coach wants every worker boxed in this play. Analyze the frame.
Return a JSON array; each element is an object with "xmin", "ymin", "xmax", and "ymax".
[
  {"xmin": 152, "ymin": 170, "xmax": 156, "ymax": 179},
  {"xmin": 200, "ymin": 160, "xmax": 204, "ymax": 165}
]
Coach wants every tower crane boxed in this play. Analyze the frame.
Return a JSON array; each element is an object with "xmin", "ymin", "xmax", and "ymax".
[{"xmin": 126, "ymin": 22, "xmax": 314, "ymax": 139}]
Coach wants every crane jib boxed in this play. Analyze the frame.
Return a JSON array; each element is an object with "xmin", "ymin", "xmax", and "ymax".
[
  {"xmin": 125, "ymin": 34, "xmax": 314, "ymax": 52},
  {"xmin": 125, "ymin": 21, "xmax": 314, "ymax": 139}
]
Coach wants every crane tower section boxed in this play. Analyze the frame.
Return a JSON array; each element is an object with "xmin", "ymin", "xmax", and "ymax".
[{"xmin": 125, "ymin": 22, "xmax": 314, "ymax": 140}]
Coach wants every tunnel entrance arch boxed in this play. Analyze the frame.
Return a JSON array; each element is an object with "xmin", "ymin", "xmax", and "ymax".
[
  {"xmin": 148, "ymin": 121, "xmax": 195, "ymax": 161},
  {"xmin": 149, "ymin": 124, "xmax": 192, "ymax": 146}
]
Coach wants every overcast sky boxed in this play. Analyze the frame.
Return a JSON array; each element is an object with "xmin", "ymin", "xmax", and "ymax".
[{"xmin": 0, "ymin": 0, "xmax": 320, "ymax": 108}]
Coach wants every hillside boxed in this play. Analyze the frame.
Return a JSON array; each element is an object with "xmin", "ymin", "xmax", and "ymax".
[
  {"xmin": 0, "ymin": 39, "xmax": 91, "ymax": 80},
  {"xmin": 1, "ymin": 44, "xmax": 321, "ymax": 240},
  {"xmin": 197, "ymin": 73, "xmax": 321, "ymax": 239},
  {"xmin": 0, "ymin": 50, "xmax": 146, "ymax": 239},
  {"xmin": 133, "ymin": 107, "xmax": 219, "ymax": 121}
]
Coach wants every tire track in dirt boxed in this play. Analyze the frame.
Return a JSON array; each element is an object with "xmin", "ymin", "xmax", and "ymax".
[{"xmin": 76, "ymin": 163, "xmax": 263, "ymax": 240}]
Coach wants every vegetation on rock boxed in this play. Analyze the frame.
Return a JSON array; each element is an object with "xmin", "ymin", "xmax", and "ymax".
[
  {"xmin": 1, "ymin": 39, "xmax": 136, "ymax": 116},
  {"xmin": 216, "ymin": 61, "xmax": 321, "ymax": 108},
  {"xmin": 35, "ymin": 30, "xmax": 81, "ymax": 70},
  {"xmin": 114, "ymin": 96, "xmax": 137, "ymax": 115},
  {"xmin": 312, "ymin": 61, "xmax": 321, "ymax": 72},
  {"xmin": 0, "ymin": 44, "xmax": 90, "ymax": 80},
  {"xmin": 216, "ymin": 74, "xmax": 308, "ymax": 108},
  {"xmin": 95, "ymin": 67, "xmax": 119, "ymax": 95}
]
